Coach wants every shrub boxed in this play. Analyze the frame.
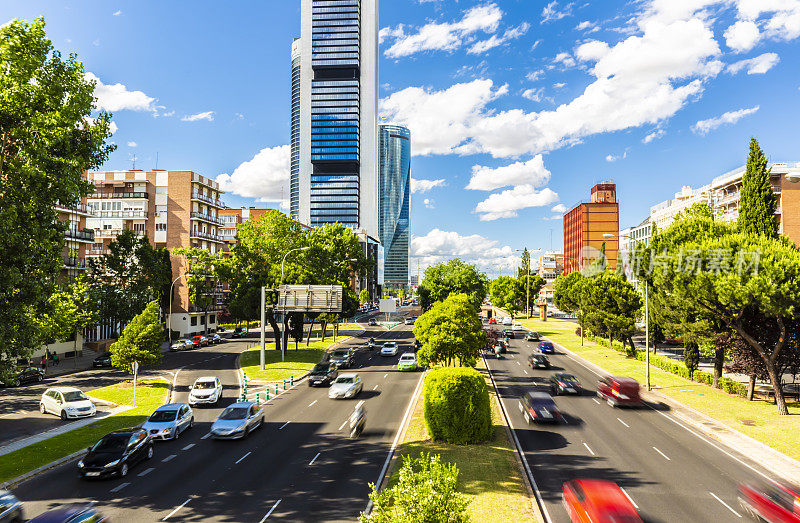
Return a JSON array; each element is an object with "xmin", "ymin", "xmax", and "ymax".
[{"xmin": 424, "ymin": 367, "xmax": 491, "ymax": 445}]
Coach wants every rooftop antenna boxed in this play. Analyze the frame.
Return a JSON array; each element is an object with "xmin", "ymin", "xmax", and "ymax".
[
  {"xmin": 130, "ymin": 153, "xmax": 137, "ymax": 170},
  {"xmin": 155, "ymin": 152, "xmax": 159, "ymax": 170}
]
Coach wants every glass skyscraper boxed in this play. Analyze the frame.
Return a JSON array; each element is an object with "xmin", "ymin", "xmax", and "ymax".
[
  {"xmin": 290, "ymin": 39, "xmax": 301, "ymax": 221},
  {"xmin": 378, "ymin": 124, "xmax": 410, "ymax": 288}
]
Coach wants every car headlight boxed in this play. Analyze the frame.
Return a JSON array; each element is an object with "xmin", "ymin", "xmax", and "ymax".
[
  {"xmin": 346, "ymin": 389, "xmax": 354, "ymax": 397},
  {"xmin": 104, "ymin": 459, "xmax": 120, "ymax": 468},
  {"xmin": 77, "ymin": 460, "xmax": 84, "ymax": 468}
]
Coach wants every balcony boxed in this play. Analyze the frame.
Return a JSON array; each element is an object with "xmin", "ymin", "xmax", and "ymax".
[
  {"xmin": 95, "ymin": 210, "xmax": 148, "ymax": 219},
  {"xmin": 65, "ymin": 228, "xmax": 95, "ymax": 242},
  {"xmin": 191, "ymin": 191, "xmax": 225, "ymax": 208},
  {"xmin": 55, "ymin": 202, "xmax": 96, "ymax": 216},
  {"xmin": 191, "ymin": 211, "xmax": 224, "ymax": 226},
  {"xmin": 63, "ymin": 257, "xmax": 86, "ymax": 269},
  {"xmin": 190, "ymin": 229, "xmax": 223, "ymax": 243},
  {"xmin": 89, "ymin": 192, "xmax": 149, "ymax": 200},
  {"xmin": 95, "ymin": 228, "xmax": 147, "ymax": 238},
  {"xmin": 191, "ymin": 173, "xmax": 221, "ymax": 191}
]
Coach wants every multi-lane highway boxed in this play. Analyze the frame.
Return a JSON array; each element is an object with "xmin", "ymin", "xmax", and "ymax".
[
  {"xmin": 485, "ymin": 324, "xmax": 782, "ymax": 522},
  {"xmin": 9, "ymin": 322, "xmax": 422, "ymax": 521}
]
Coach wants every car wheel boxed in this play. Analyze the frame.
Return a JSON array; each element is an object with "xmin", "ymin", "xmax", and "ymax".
[
  {"xmin": 37, "ymin": 374, "xmax": 43, "ymax": 382},
  {"xmin": 60, "ymin": 410, "xmax": 68, "ymax": 421},
  {"xmin": 13, "ymin": 379, "xmax": 20, "ymax": 387},
  {"xmin": 119, "ymin": 463, "xmax": 129, "ymax": 477},
  {"xmin": 40, "ymin": 403, "xmax": 47, "ymax": 414},
  {"xmin": 173, "ymin": 427, "xmax": 180, "ymax": 440},
  {"xmin": 146, "ymin": 446, "xmax": 153, "ymax": 460},
  {"xmin": 189, "ymin": 417, "xmax": 194, "ymax": 429}
]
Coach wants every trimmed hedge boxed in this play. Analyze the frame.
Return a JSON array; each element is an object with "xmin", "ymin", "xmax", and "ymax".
[{"xmin": 423, "ymin": 367, "xmax": 492, "ymax": 445}]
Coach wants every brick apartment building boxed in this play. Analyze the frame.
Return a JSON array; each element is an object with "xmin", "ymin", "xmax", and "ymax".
[
  {"xmin": 537, "ymin": 251, "xmax": 564, "ymax": 304},
  {"xmin": 218, "ymin": 207, "xmax": 272, "ymax": 250},
  {"xmin": 563, "ymin": 183, "xmax": 620, "ymax": 274}
]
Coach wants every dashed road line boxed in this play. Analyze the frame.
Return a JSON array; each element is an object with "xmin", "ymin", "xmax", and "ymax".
[
  {"xmin": 138, "ymin": 467, "xmax": 154, "ymax": 477},
  {"xmin": 309, "ymin": 452, "xmax": 321, "ymax": 466},
  {"xmin": 617, "ymin": 418, "xmax": 630, "ymax": 428},
  {"xmin": 110, "ymin": 482, "xmax": 130, "ymax": 493},
  {"xmin": 201, "ymin": 433, "xmax": 211, "ymax": 440},
  {"xmin": 162, "ymin": 498, "xmax": 192, "ymax": 521},
  {"xmin": 308, "ymin": 400, "xmax": 317, "ymax": 407},
  {"xmin": 523, "ymin": 369, "xmax": 528, "ymax": 375},
  {"xmin": 653, "ymin": 446, "xmax": 671, "ymax": 461},
  {"xmin": 235, "ymin": 451, "xmax": 251, "ymax": 464},
  {"xmin": 592, "ymin": 398, "xmax": 601, "ymax": 405},
  {"xmin": 710, "ymin": 492, "xmax": 742, "ymax": 518},
  {"xmin": 583, "ymin": 442, "xmax": 595, "ymax": 456},
  {"xmin": 182, "ymin": 443, "xmax": 195, "ymax": 451},
  {"xmin": 516, "ymin": 361, "xmax": 521, "ymax": 366},
  {"xmin": 383, "ymin": 373, "xmax": 388, "ymax": 378},
  {"xmin": 279, "ymin": 421, "xmax": 291, "ymax": 430},
  {"xmin": 162, "ymin": 454, "xmax": 177, "ymax": 463},
  {"xmin": 259, "ymin": 499, "xmax": 282, "ymax": 522},
  {"xmin": 338, "ymin": 419, "xmax": 348, "ymax": 431},
  {"xmin": 372, "ymin": 384, "xmax": 378, "ymax": 390}
]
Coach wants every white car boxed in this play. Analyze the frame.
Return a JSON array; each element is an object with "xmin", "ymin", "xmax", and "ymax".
[
  {"xmin": 380, "ymin": 341, "xmax": 399, "ymax": 356},
  {"xmin": 40, "ymin": 387, "xmax": 96, "ymax": 421},
  {"xmin": 328, "ymin": 373, "xmax": 364, "ymax": 399},
  {"xmin": 502, "ymin": 317, "xmax": 513, "ymax": 326},
  {"xmin": 188, "ymin": 376, "xmax": 222, "ymax": 406}
]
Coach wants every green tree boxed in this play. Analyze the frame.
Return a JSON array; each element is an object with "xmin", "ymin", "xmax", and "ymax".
[
  {"xmin": 110, "ymin": 300, "xmax": 164, "ymax": 382},
  {"xmin": 361, "ymin": 453, "xmax": 470, "ymax": 523},
  {"xmin": 359, "ymin": 289, "xmax": 370, "ymax": 305},
  {"xmin": 738, "ymin": 138, "xmax": 777, "ymax": 238},
  {"xmin": 418, "ymin": 259, "xmax": 489, "ymax": 311},
  {"xmin": 517, "ymin": 248, "xmax": 531, "ymax": 279},
  {"xmin": 489, "ymin": 276, "xmax": 522, "ymax": 318},
  {"xmin": 579, "ymin": 271, "xmax": 642, "ymax": 355},
  {"xmin": 0, "ymin": 17, "xmax": 114, "ymax": 375},
  {"xmin": 43, "ymin": 277, "xmax": 99, "ymax": 368},
  {"xmin": 518, "ymin": 273, "xmax": 545, "ymax": 315},
  {"xmin": 413, "ymin": 294, "xmax": 486, "ymax": 367},
  {"xmin": 684, "ymin": 340, "xmax": 700, "ymax": 379},
  {"xmin": 553, "ymin": 271, "xmax": 586, "ymax": 337}
]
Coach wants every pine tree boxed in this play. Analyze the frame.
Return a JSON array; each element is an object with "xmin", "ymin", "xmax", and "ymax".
[{"xmin": 738, "ymin": 138, "xmax": 777, "ymax": 238}]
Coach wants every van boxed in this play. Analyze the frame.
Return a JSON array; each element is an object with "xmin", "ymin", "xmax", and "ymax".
[{"xmin": 596, "ymin": 376, "xmax": 642, "ymax": 407}]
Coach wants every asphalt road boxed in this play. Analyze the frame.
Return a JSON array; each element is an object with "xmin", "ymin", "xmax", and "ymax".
[
  {"xmin": 484, "ymin": 326, "xmax": 782, "ymax": 522},
  {"xmin": 11, "ymin": 323, "xmax": 422, "ymax": 522}
]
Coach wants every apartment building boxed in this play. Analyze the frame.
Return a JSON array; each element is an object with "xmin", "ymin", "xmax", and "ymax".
[
  {"xmin": 537, "ymin": 251, "xmax": 564, "ymax": 305},
  {"xmin": 56, "ymin": 201, "xmax": 96, "ymax": 276},
  {"xmin": 563, "ymin": 183, "xmax": 620, "ymax": 274},
  {"xmin": 218, "ymin": 207, "xmax": 272, "ymax": 249}
]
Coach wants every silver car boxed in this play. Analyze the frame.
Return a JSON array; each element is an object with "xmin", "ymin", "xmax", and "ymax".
[
  {"xmin": 142, "ymin": 403, "xmax": 194, "ymax": 441},
  {"xmin": 210, "ymin": 402, "xmax": 264, "ymax": 440},
  {"xmin": 328, "ymin": 373, "xmax": 364, "ymax": 399},
  {"xmin": 380, "ymin": 342, "xmax": 398, "ymax": 356},
  {"xmin": 170, "ymin": 339, "xmax": 193, "ymax": 351}
]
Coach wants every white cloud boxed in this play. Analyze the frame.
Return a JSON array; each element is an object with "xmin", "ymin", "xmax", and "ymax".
[
  {"xmin": 113, "ymin": 10, "xmax": 122, "ymax": 16},
  {"xmin": 468, "ymin": 22, "xmax": 530, "ymax": 54},
  {"xmin": 552, "ymin": 203, "xmax": 568, "ymax": 213},
  {"xmin": 411, "ymin": 178, "xmax": 446, "ymax": 193},
  {"xmin": 726, "ymin": 52, "xmax": 780, "ymax": 74},
  {"xmin": 474, "ymin": 185, "xmax": 559, "ymax": 220},
  {"xmin": 522, "ymin": 87, "xmax": 544, "ymax": 102},
  {"xmin": 181, "ymin": 111, "xmax": 215, "ymax": 122},
  {"xmin": 127, "ymin": 141, "xmax": 137, "ymax": 147},
  {"xmin": 382, "ymin": 3, "xmax": 503, "ymax": 58},
  {"xmin": 216, "ymin": 145, "xmax": 290, "ymax": 204},
  {"xmin": 92, "ymin": 39, "xmax": 100, "ymax": 47},
  {"xmin": 410, "ymin": 228, "xmax": 519, "ymax": 275},
  {"xmin": 423, "ymin": 198, "xmax": 435, "ymax": 209},
  {"xmin": 526, "ymin": 69, "xmax": 545, "ymax": 82},
  {"xmin": 724, "ymin": 20, "xmax": 761, "ymax": 52},
  {"xmin": 467, "ymin": 155, "xmax": 551, "ymax": 191},
  {"xmin": 643, "ymin": 128, "xmax": 666, "ymax": 143},
  {"xmin": 576, "ymin": 20, "xmax": 596, "ymax": 31},
  {"xmin": 575, "ymin": 40, "xmax": 611, "ymax": 62},
  {"xmin": 691, "ymin": 105, "xmax": 759, "ymax": 135},
  {"xmin": 552, "ymin": 52, "xmax": 577, "ymax": 68},
  {"xmin": 553, "ymin": 82, "xmax": 567, "ymax": 89},
  {"xmin": 85, "ymin": 72, "xmax": 157, "ymax": 113},
  {"xmin": 733, "ymin": 0, "xmax": 800, "ymax": 43},
  {"xmin": 605, "ymin": 151, "xmax": 628, "ymax": 162},
  {"xmin": 542, "ymin": 1, "xmax": 574, "ymax": 24}
]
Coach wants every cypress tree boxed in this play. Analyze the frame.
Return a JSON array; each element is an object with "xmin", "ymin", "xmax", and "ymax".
[{"xmin": 738, "ymin": 138, "xmax": 777, "ymax": 238}]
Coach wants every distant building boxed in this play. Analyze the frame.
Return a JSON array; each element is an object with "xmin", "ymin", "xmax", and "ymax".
[
  {"xmin": 355, "ymin": 230, "xmax": 383, "ymax": 302},
  {"xmin": 537, "ymin": 251, "xmax": 564, "ymax": 305},
  {"xmin": 218, "ymin": 207, "xmax": 272, "ymax": 249},
  {"xmin": 409, "ymin": 274, "xmax": 419, "ymax": 287},
  {"xmin": 378, "ymin": 124, "xmax": 411, "ymax": 289},
  {"xmin": 618, "ymin": 216, "xmax": 651, "ymax": 285},
  {"xmin": 563, "ymin": 183, "xmax": 620, "ymax": 274}
]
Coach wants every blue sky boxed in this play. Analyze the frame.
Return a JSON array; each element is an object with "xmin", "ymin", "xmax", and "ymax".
[{"xmin": 5, "ymin": 0, "xmax": 800, "ymax": 277}]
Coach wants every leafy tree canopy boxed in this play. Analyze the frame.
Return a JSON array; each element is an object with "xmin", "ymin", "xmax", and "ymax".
[
  {"xmin": 413, "ymin": 293, "xmax": 486, "ymax": 367},
  {"xmin": 418, "ymin": 259, "xmax": 489, "ymax": 311},
  {"xmin": 110, "ymin": 300, "xmax": 164, "ymax": 372}
]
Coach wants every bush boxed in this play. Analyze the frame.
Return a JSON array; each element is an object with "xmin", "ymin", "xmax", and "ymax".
[{"xmin": 423, "ymin": 367, "xmax": 491, "ymax": 445}]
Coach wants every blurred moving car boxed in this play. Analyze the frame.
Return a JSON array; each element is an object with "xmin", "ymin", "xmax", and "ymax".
[
  {"xmin": 40, "ymin": 387, "xmax": 96, "ymax": 421},
  {"xmin": 562, "ymin": 479, "xmax": 642, "ymax": 522},
  {"xmin": 525, "ymin": 332, "xmax": 541, "ymax": 342},
  {"xmin": 328, "ymin": 373, "xmax": 364, "ymax": 399},
  {"xmin": 597, "ymin": 376, "xmax": 642, "ymax": 408},
  {"xmin": 210, "ymin": 402, "xmax": 264, "ymax": 440},
  {"xmin": 397, "ymin": 353, "xmax": 417, "ymax": 371},
  {"xmin": 550, "ymin": 373, "xmax": 582, "ymax": 395},
  {"xmin": 518, "ymin": 391, "xmax": 562, "ymax": 424},
  {"xmin": 78, "ymin": 428, "xmax": 152, "ymax": 479},
  {"xmin": 538, "ymin": 341, "xmax": 555, "ymax": 354},
  {"xmin": 488, "ymin": 318, "xmax": 497, "ymax": 325},
  {"xmin": 0, "ymin": 489, "xmax": 23, "ymax": 522},
  {"xmin": 231, "ymin": 326, "xmax": 248, "ymax": 338},
  {"xmin": 504, "ymin": 329, "xmax": 515, "ymax": 339},
  {"xmin": 403, "ymin": 317, "xmax": 416, "ymax": 325},
  {"xmin": 528, "ymin": 353, "xmax": 551, "ymax": 369},
  {"xmin": 170, "ymin": 339, "xmax": 193, "ymax": 352},
  {"xmin": 381, "ymin": 342, "xmax": 399, "ymax": 356},
  {"xmin": 739, "ymin": 480, "xmax": 800, "ymax": 522},
  {"xmin": 190, "ymin": 335, "xmax": 208, "ymax": 348},
  {"xmin": 330, "ymin": 349, "xmax": 355, "ymax": 369},
  {"xmin": 494, "ymin": 343, "xmax": 508, "ymax": 355},
  {"xmin": 2, "ymin": 366, "xmax": 44, "ymax": 387},
  {"xmin": 188, "ymin": 376, "xmax": 222, "ymax": 406},
  {"xmin": 368, "ymin": 318, "xmax": 378, "ymax": 326},
  {"xmin": 308, "ymin": 362, "xmax": 339, "ymax": 387},
  {"xmin": 28, "ymin": 503, "xmax": 108, "ymax": 522},
  {"xmin": 142, "ymin": 403, "xmax": 194, "ymax": 441},
  {"xmin": 502, "ymin": 317, "xmax": 513, "ymax": 326},
  {"xmin": 209, "ymin": 333, "xmax": 223, "ymax": 344}
]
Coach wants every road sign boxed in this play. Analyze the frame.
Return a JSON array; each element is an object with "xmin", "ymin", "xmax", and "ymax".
[
  {"xmin": 278, "ymin": 285, "xmax": 343, "ymax": 312},
  {"xmin": 131, "ymin": 361, "xmax": 139, "ymax": 374},
  {"xmin": 379, "ymin": 298, "xmax": 397, "ymax": 313}
]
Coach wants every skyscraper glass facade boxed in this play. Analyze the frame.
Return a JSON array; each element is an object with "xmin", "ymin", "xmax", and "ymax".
[
  {"xmin": 378, "ymin": 125, "xmax": 410, "ymax": 288},
  {"xmin": 290, "ymin": 39, "xmax": 301, "ymax": 221}
]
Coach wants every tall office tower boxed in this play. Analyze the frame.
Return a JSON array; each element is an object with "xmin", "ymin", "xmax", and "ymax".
[
  {"xmin": 295, "ymin": 0, "xmax": 379, "ymax": 238},
  {"xmin": 378, "ymin": 124, "xmax": 410, "ymax": 288},
  {"xmin": 289, "ymin": 39, "xmax": 301, "ymax": 221}
]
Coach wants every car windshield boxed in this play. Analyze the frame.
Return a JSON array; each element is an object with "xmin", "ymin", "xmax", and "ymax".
[
  {"xmin": 312, "ymin": 364, "xmax": 330, "ymax": 373},
  {"xmin": 195, "ymin": 381, "xmax": 216, "ymax": 390},
  {"xmin": 91, "ymin": 434, "xmax": 128, "ymax": 453},
  {"xmin": 219, "ymin": 408, "xmax": 248, "ymax": 420},
  {"xmin": 400, "ymin": 355, "xmax": 414, "ymax": 360},
  {"xmin": 561, "ymin": 375, "xmax": 578, "ymax": 382},
  {"xmin": 333, "ymin": 351, "xmax": 348, "ymax": 358},
  {"xmin": 335, "ymin": 377, "xmax": 354, "ymax": 384},
  {"xmin": 63, "ymin": 391, "xmax": 87, "ymax": 402},
  {"xmin": 149, "ymin": 410, "xmax": 178, "ymax": 422}
]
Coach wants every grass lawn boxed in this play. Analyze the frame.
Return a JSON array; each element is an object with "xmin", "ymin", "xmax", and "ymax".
[
  {"xmin": 521, "ymin": 317, "xmax": 800, "ymax": 461},
  {"xmin": 390, "ymin": 364, "xmax": 540, "ymax": 522},
  {"xmin": 240, "ymin": 334, "xmax": 354, "ymax": 382},
  {"xmin": 0, "ymin": 379, "xmax": 168, "ymax": 485},
  {"xmin": 307, "ymin": 322, "xmax": 363, "ymax": 339}
]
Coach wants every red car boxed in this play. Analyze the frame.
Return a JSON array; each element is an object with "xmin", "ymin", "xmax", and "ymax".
[
  {"xmin": 563, "ymin": 479, "xmax": 642, "ymax": 522},
  {"xmin": 190, "ymin": 335, "xmax": 208, "ymax": 348},
  {"xmin": 597, "ymin": 376, "xmax": 642, "ymax": 407},
  {"xmin": 739, "ymin": 481, "xmax": 800, "ymax": 522},
  {"xmin": 488, "ymin": 317, "xmax": 497, "ymax": 324}
]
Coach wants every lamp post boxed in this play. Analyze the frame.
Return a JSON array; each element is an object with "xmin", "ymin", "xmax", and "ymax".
[
  {"xmin": 168, "ymin": 272, "xmax": 192, "ymax": 345},
  {"xmin": 515, "ymin": 248, "xmax": 542, "ymax": 318}
]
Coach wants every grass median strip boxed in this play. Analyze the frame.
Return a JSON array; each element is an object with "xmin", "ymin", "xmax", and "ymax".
[
  {"xmin": 521, "ymin": 317, "xmax": 800, "ymax": 461},
  {"xmin": 0, "ymin": 379, "xmax": 168, "ymax": 485},
  {"xmin": 240, "ymin": 335, "xmax": 354, "ymax": 382}
]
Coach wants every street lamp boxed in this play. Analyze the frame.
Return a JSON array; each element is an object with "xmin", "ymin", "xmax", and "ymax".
[
  {"xmin": 281, "ymin": 246, "xmax": 311, "ymax": 284},
  {"xmin": 515, "ymin": 248, "xmax": 543, "ymax": 318},
  {"xmin": 168, "ymin": 272, "xmax": 193, "ymax": 345}
]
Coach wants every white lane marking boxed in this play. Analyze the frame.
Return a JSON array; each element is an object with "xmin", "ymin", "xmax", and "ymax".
[
  {"xmin": 523, "ymin": 369, "xmax": 529, "ymax": 375},
  {"xmin": 110, "ymin": 482, "xmax": 130, "ymax": 493},
  {"xmin": 279, "ymin": 421, "xmax": 291, "ymax": 430},
  {"xmin": 383, "ymin": 373, "xmax": 388, "ymax": 378},
  {"xmin": 653, "ymin": 446, "xmax": 671, "ymax": 461},
  {"xmin": 162, "ymin": 498, "xmax": 192, "ymax": 521},
  {"xmin": 583, "ymin": 442, "xmax": 595, "ymax": 456},
  {"xmin": 372, "ymin": 384, "xmax": 378, "ymax": 390},
  {"xmin": 308, "ymin": 400, "xmax": 317, "ymax": 407},
  {"xmin": 259, "ymin": 499, "xmax": 282, "ymax": 522},
  {"xmin": 338, "ymin": 419, "xmax": 348, "ymax": 431},
  {"xmin": 620, "ymin": 487, "xmax": 639, "ymax": 509},
  {"xmin": 617, "ymin": 417, "xmax": 630, "ymax": 428},
  {"xmin": 592, "ymin": 398, "xmax": 601, "ymax": 405},
  {"xmin": 201, "ymin": 433, "xmax": 210, "ymax": 440},
  {"xmin": 162, "ymin": 454, "xmax": 177, "ymax": 462},
  {"xmin": 710, "ymin": 492, "xmax": 742, "ymax": 518},
  {"xmin": 182, "ymin": 443, "xmax": 195, "ymax": 451},
  {"xmin": 309, "ymin": 452, "xmax": 321, "ymax": 466},
  {"xmin": 235, "ymin": 451, "xmax": 251, "ymax": 464},
  {"xmin": 138, "ymin": 467, "xmax": 154, "ymax": 477},
  {"xmin": 516, "ymin": 361, "xmax": 521, "ymax": 366}
]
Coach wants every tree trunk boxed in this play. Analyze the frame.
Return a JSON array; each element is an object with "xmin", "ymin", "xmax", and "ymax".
[
  {"xmin": 321, "ymin": 321, "xmax": 328, "ymax": 342},
  {"xmin": 282, "ymin": 315, "xmax": 290, "ymax": 358},
  {"xmin": 713, "ymin": 347, "xmax": 725, "ymax": 388},
  {"xmin": 747, "ymin": 374, "xmax": 756, "ymax": 401},
  {"xmin": 609, "ymin": 334, "xmax": 613, "ymax": 350},
  {"xmin": 267, "ymin": 309, "xmax": 281, "ymax": 352},
  {"xmin": 306, "ymin": 318, "xmax": 315, "ymax": 347},
  {"xmin": 764, "ymin": 359, "xmax": 789, "ymax": 415}
]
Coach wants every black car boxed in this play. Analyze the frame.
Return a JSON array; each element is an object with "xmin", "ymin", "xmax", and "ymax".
[
  {"xmin": 528, "ymin": 353, "xmax": 551, "ymax": 369},
  {"xmin": 3, "ymin": 366, "xmax": 44, "ymax": 387},
  {"xmin": 0, "ymin": 489, "xmax": 24, "ymax": 521},
  {"xmin": 92, "ymin": 352, "xmax": 112, "ymax": 368},
  {"xmin": 518, "ymin": 391, "xmax": 562, "ymax": 424},
  {"xmin": 368, "ymin": 318, "xmax": 378, "ymax": 326},
  {"xmin": 524, "ymin": 332, "xmax": 541, "ymax": 342},
  {"xmin": 78, "ymin": 428, "xmax": 153, "ymax": 479},
  {"xmin": 329, "ymin": 349, "xmax": 354, "ymax": 369},
  {"xmin": 503, "ymin": 329, "xmax": 515, "ymax": 339},
  {"xmin": 209, "ymin": 334, "xmax": 223, "ymax": 344},
  {"xmin": 308, "ymin": 362, "xmax": 339, "ymax": 387},
  {"xmin": 550, "ymin": 373, "xmax": 581, "ymax": 395},
  {"xmin": 28, "ymin": 503, "xmax": 107, "ymax": 522},
  {"xmin": 231, "ymin": 327, "xmax": 247, "ymax": 338}
]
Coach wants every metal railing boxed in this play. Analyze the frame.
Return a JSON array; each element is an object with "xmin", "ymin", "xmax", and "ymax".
[
  {"xmin": 190, "ymin": 229, "xmax": 223, "ymax": 242},
  {"xmin": 89, "ymin": 192, "xmax": 148, "ymax": 199},
  {"xmin": 191, "ymin": 212, "xmax": 224, "ymax": 226},
  {"xmin": 191, "ymin": 191, "xmax": 225, "ymax": 207},
  {"xmin": 95, "ymin": 210, "xmax": 148, "ymax": 218},
  {"xmin": 55, "ymin": 202, "xmax": 95, "ymax": 215},
  {"xmin": 65, "ymin": 229, "xmax": 95, "ymax": 241},
  {"xmin": 63, "ymin": 257, "xmax": 86, "ymax": 268},
  {"xmin": 95, "ymin": 228, "xmax": 146, "ymax": 238}
]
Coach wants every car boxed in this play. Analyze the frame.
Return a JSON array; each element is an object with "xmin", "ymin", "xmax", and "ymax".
[
  {"xmin": 538, "ymin": 341, "xmax": 555, "ymax": 354},
  {"xmin": 308, "ymin": 362, "xmax": 339, "ymax": 387},
  {"xmin": 494, "ymin": 343, "xmax": 507, "ymax": 355},
  {"xmin": 488, "ymin": 318, "xmax": 497, "ymax": 324},
  {"xmin": 0, "ymin": 489, "xmax": 24, "ymax": 522},
  {"xmin": 502, "ymin": 317, "xmax": 513, "ymax": 326},
  {"xmin": 190, "ymin": 335, "xmax": 207, "ymax": 348},
  {"xmin": 78, "ymin": 427, "xmax": 152, "ymax": 479},
  {"xmin": 381, "ymin": 341, "xmax": 399, "ymax": 356},
  {"xmin": 368, "ymin": 318, "xmax": 378, "ymax": 326},
  {"xmin": 209, "ymin": 333, "xmax": 223, "ymax": 344},
  {"xmin": 231, "ymin": 326, "xmax": 248, "ymax": 338},
  {"xmin": 170, "ymin": 339, "xmax": 193, "ymax": 352},
  {"xmin": 562, "ymin": 479, "xmax": 642, "ymax": 522},
  {"xmin": 329, "ymin": 349, "xmax": 355, "ymax": 369},
  {"xmin": 210, "ymin": 402, "xmax": 264, "ymax": 440},
  {"xmin": 525, "ymin": 332, "xmax": 541, "ymax": 342},
  {"xmin": 597, "ymin": 376, "xmax": 642, "ymax": 407},
  {"xmin": 142, "ymin": 403, "xmax": 194, "ymax": 441},
  {"xmin": 512, "ymin": 321, "xmax": 522, "ymax": 328},
  {"xmin": 188, "ymin": 376, "xmax": 222, "ymax": 406},
  {"xmin": 90, "ymin": 351, "xmax": 113, "ymax": 367},
  {"xmin": 550, "ymin": 373, "xmax": 581, "ymax": 395},
  {"xmin": 3, "ymin": 366, "xmax": 44, "ymax": 387},
  {"xmin": 503, "ymin": 329, "xmax": 515, "ymax": 339},
  {"xmin": 528, "ymin": 353, "xmax": 551, "ymax": 369},
  {"xmin": 328, "ymin": 373, "xmax": 364, "ymax": 399},
  {"xmin": 518, "ymin": 391, "xmax": 562, "ymax": 423},
  {"xmin": 397, "ymin": 353, "xmax": 417, "ymax": 371},
  {"xmin": 739, "ymin": 480, "xmax": 800, "ymax": 522},
  {"xmin": 40, "ymin": 387, "xmax": 96, "ymax": 421},
  {"xmin": 29, "ymin": 504, "xmax": 109, "ymax": 523}
]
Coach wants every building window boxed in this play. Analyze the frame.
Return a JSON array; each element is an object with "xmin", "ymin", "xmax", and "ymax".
[
  {"xmin": 210, "ymin": 314, "xmax": 216, "ymax": 324},
  {"xmin": 155, "ymin": 223, "xmax": 167, "ymax": 232},
  {"xmin": 200, "ymin": 316, "xmax": 206, "ymax": 325},
  {"xmin": 190, "ymin": 316, "xmax": 197, "ymax": 326}
]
